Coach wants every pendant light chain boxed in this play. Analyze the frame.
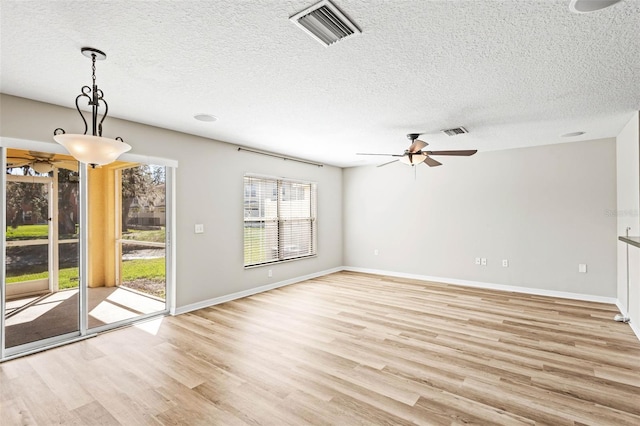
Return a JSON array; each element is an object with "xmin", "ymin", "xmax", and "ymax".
[
  {"xmin": 89, "ymin": 53, "xmax": 104, "ymax": 137},
  {"xmin": 91, "ymin": 53, "xmax": 99, "ymax": 136},
  {"xmin": 92, "ymin": 53, "xmax": 97, "ymax": 86}
]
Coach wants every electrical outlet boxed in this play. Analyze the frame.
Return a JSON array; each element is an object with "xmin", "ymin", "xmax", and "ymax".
[
  {"xmin": 481, "ymin": 258, "xmax": 487, "ymax": 266},
  {"xmin": 194, "ymin": 224, "xmax": 204, "ymax": 234},
  {"xmin": 475, "ymin": 257, "xmax": 481, "ymax": 265},
  {"xmin": 268, "ymin": 269, "xmax": 273, "ymax": 277},
  {"xmin": 374, "ymin": 249, "xmax": 379, "ymax": 256},
  {"xmin": 502, "ymin": 259, "xmax": 509, "ymax": 267},
  {"xmin": 578, "ymin": 264, "xmax": 587, "ymax": 273}
]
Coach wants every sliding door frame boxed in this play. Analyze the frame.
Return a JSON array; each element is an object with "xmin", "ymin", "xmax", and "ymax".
[{"xmin": 1, "ymin": 147, "xmax": 6, "ymax": 360}]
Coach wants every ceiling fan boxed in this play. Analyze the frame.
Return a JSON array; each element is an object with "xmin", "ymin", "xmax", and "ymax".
[
  {"xmin": 357, "ymin": 133, "xmax": 477, "ymax": 167},
  {"xmin": 6, "ymin": 151, "xmax": 78, "ymax": 174}
]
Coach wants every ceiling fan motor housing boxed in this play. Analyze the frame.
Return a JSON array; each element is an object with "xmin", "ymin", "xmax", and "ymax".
[{"xmin": 407, "ymin": 133, "xmax": 421, "ymax": 141}]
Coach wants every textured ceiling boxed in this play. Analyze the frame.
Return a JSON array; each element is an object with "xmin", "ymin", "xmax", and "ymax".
[{"xmin": 1, "ymin": 0, "xmax": 639, "ymax": 167}]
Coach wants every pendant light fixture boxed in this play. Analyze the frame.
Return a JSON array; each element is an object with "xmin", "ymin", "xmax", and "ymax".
[{"xmin": 53, "ymin": 47, "xmax": 131, "ymax": 168}]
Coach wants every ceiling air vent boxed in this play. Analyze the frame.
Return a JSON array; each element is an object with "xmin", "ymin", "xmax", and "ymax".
[
  {"xmin": 441, "ymin": 127, "xmax": 469, "ymax": 136},
  {"xmin": 290, "ymin": 0, "xmax": 361, "ymax": 47}
]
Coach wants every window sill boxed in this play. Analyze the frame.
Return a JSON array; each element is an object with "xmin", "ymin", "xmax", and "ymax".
[{"xmin": 244, "ymin": 254, "xmax": 317, "ymax": 269}]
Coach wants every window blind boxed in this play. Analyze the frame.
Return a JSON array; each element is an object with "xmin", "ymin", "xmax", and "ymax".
[{"xmin": 244, "ymin": 175, "xmax": 317, "ymax": 267}]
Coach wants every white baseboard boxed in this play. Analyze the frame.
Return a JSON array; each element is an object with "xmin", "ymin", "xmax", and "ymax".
[
  {"xmin": 615, "ymin": 301, "xmax": 640, "ymax": 340},
  {"xmin": 171, "ymin": 266, "xmax": 343, "ymax": 315},
  {"xmin": 343, "ymin": 266, "xmax": 618, "ymax": 304}
]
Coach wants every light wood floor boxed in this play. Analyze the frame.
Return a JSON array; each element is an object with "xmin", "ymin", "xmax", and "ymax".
[{"xmin": 1, "ymin": 271, "xmax": 639, "ymax": 425}]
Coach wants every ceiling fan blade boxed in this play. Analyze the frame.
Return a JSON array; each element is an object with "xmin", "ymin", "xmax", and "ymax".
[
  {"xmin": 408, "ymin": 139, "xmax": 427, "ymax": 153},
  {"xmin": 377, "ymin": 159, "xmax": 399, "ymax": 168},
  {"xmin": 357, "ymin": 153, "xmax": 403, "ymax": 157},
  {"xmin": 53, "ymin": 160, "xmax": 79, "ymax": 172},
  {"xmin": 423, "ymin": 156, "xmax": 442, "ymax": 167},
  {"xmin": 425, "ymin": 150, "xmax": 477, "ymax": 156},
  {"xmin": 6, "ymin": 158, "xmax": 30, "ymax": 168}
]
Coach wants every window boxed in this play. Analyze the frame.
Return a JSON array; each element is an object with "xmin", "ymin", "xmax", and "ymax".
[{"xmin": 244, "ymin": 175, "xmax": 317, "ymax": 267}]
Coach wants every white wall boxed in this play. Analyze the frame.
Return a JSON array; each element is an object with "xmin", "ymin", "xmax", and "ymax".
[
  {"xmin": 344, "ymin": 138, "xmax": 617, "ymax": 298},
  {"xmin": 1, "ymin": 93, "xmax": 626, "ymax": 316},
  {"xmin": 616, "ymin": 111, "xmax": 640, "ymax": 333},
  {"xmin": 0, "ymin": 94, "xmax": 343, "ymax": 309}
]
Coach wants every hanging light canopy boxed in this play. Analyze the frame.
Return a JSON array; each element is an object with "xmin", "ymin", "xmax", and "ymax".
[{"xmin": 54, "ymin": 47, "xmax": 131, "ymax": 168}]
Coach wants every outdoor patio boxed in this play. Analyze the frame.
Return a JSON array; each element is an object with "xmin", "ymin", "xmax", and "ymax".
[{"xmin": 4, "ymin": 286, "xmax": 165, "ymax": 348}]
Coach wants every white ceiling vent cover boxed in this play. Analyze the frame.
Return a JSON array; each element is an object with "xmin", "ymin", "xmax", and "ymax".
[
  {"xmin": 290, "ymin": 0, "xmax": 361, "ymax": 47},
  {"xmin": 441, "ymin": 127, "xmax": 469, "ymax": 136}
]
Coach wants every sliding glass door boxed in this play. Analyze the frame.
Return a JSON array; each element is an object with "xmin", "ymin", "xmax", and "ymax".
[
  {"xmin": 86, "ymin": 163, "xmax": 167, "ymax": 330},
  {"xmin": 2, "ymin": 142, "xmax": 175, "ymax": 360},
  {"xmin": 3, "ymin": 149, "xmax": 80, "ymax": 351}
]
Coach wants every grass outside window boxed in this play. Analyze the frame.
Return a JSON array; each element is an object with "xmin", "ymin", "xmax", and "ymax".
[
  {"xmin": 6, "ymin": 224, "xmax": 48, "ymax": 240},
  {"xmin": 7, "ymin": 259, "xmax": 165, "ymax": 292},
  {"xmin": 122, "ymin": 227, "xmax": 165, "ymax": 243},
  {"xmin": 6, "ymin": 268, "xmax": 78, "ymax": 289}
]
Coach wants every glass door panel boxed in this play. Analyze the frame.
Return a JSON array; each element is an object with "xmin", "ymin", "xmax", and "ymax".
[
  {"xmin": 119, "ymin": 164, "xmax": 166, "ymax": 308},
  {"xmin": 57, "ymin": 167, "xmax": 80, "ymax": 293},
  {"xmin": 6, "ymin": 179, "xmax": 50, "ymax": 297},
  {"xmin": 87, "ymin": 163, "xmax": 166, "ymax": 329},
  {"xmin": 4, "ymin": 152, "xmax": 80, "ymax": 349}
]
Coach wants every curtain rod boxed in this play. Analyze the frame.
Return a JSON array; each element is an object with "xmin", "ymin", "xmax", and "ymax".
[{"xmin": 237, "ymin": 147, "xmax": 324, "ymax": 167}]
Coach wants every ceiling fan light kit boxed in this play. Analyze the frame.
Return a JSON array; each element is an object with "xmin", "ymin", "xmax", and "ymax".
[
  {"xmin": 399, "ymin": 153, "xmax": 427, "ymax": 166},
  {"xmin": 53, "ymin": 47, "xmax": 131, "ymax": 168},
  {"xmin": 30, "ymin": 161, "xmax": 54, "ymax": 174}
]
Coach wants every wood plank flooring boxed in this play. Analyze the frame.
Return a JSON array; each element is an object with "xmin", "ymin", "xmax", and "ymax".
[{"xmin": 1, "ymin": 271, "xmax": 639, "ymax": 425}]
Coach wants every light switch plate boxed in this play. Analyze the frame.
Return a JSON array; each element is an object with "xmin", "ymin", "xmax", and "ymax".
[{"xmin": 195, "ymin": 224, "xmax": 204, "ymax": 234}]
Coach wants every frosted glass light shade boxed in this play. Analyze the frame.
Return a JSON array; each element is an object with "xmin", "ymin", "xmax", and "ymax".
[
  {"xmin": 399, "ymin": 153, "xmax": 426, "ymax": 165},
  {"xmin": 54, "ymin": 134, "xmax": 131, "ymax": 166}
]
